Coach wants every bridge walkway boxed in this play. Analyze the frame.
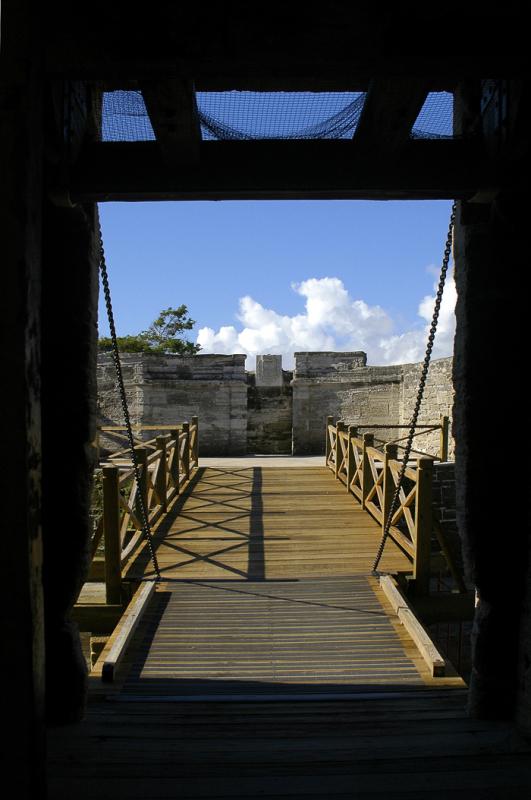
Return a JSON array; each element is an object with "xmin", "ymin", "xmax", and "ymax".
[
  {"xmin": 125, "ymin": 464, "xmax": 415, "ymax": 582},
  {"xmin": 47, "ymin": 463, "xmax": 531, "ymax": 798},
  {"xmin": 118, "ymin": 465, "xmax": 453, "ymax": 696}
]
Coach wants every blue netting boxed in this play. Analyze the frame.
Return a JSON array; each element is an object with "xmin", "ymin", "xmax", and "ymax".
[
  {"xmin": 412, "ymin": 92, "xmax": 453, "ymax": 139},
  {"xmin": 197, "ymin": 92, "xmax": 365, "ymax": 139},
  {"xmin": 101, "ymin": 90, "xmax": 454, "ymax": 142},
  {"xmin": 102, "ymin": 91, "xmax": 156, "ymax": 141}
]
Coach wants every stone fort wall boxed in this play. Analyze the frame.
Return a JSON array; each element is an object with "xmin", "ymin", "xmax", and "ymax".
[
  {"xmin": 292, "ymin": 351, "xmax": 454, "ymax": 458},
  {"xmin": 97, "ymin": 351, "xmax": 454, "ymax": 457}
]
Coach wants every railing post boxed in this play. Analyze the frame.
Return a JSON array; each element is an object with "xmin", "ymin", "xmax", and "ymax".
[
  {"xmin": 325, "ymin": 415, "xmax": 334, "ymax": 466},
  {"xmin": 382, "ymin": 443, "xmax": 398, "ymax": 534},
  {"xmin": 347, "ymin": 426, "xmax": 358, "ymax": 492},
  {"xmin": 135, "ymin": 447, "xmax": 149, "ymax": 511},
  {"xmin": 102, "ymin": 465, "xmax": 122, "ymax": 605},
  {"xmin": 191, "ymin": 415, "xmax": 199, "ymax": 466},
  {"xmin": 155, "ymin": 436, "xmax": 168, "ymax": 511},
  {"xmin": 170, "ymin": 429, "xmax": 180, "ymax": 493},
  {"xmin": 361, "ymin": 432, "xmax": 374, "ymax": 509},
  {"xmin": 335, "ymin": 421, "xmax": 345, "ymax": 479},
  {"xmin": 439, "ymin": 415, "xmax": 449, "ymax": 461},
  {"xmin": 414, "ymin": 456, "xmax": 433, "ymax": 596},
  {"xmin": 182, "ymin": 421, "xmax": 190, "ymax": 481}
]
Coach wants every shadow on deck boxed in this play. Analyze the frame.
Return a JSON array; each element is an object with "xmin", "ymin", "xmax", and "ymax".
[{"xmin": 125, "ymin": 465, "xmax": 412, "ymax": 582}]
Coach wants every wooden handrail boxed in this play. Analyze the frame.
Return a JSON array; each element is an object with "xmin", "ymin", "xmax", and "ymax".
[
  {"xmin": 324, "ymin": 418, "xmax": 449, "ymax": 596},
  {"xmin": 92, "ymin": 420, "xmax": 199, "ymax": 605},
  {"xmin": 348, "ymin": 415, "xmax": 450, "ymax": 460},
  {"xmin": 100, "ymin": 424, "xmax": 187, "ymax": 431}
]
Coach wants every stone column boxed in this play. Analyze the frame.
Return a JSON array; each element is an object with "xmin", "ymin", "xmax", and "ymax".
[
  {"xmin": 40, "ymin": 201, "xmax": 99, "ymax": 724},
  {"xmin": 453, "ymin": 80, "xmax": 530, "ymax": 724},
  {"xmin": 0, "ymin": 2, "xmax": 46, "ymax": 795}
]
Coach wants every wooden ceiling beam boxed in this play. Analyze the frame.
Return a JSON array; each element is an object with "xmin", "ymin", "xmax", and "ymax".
[
  {"xmin": 70, "ymin": 139, "xmax": 498, "ymax": 202},
  {"xmin": 92, "ymin": 77, "xmax": 457, "ymax": 94},
  {"xmin": 353, "ymin": 79, "xmax": 431, "ymax": 151},
  {"xmin": 140, "ymin": 80, "xmax": 201, "ymax": 168},
  {"xmin": 45, "ymin": 6, "xmax": 528, "ymax": 85}
]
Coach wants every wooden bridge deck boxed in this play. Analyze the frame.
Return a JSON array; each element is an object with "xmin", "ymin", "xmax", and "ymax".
[
  {"xmin": 125, "ymin": 466, "xmax": 413, "ymax": 581},
  {"xmin": 118, "ymin": 576, "xmax": 443, "ymax": 700},
  {"xmin": 48, "ymin": 464, "xmax": 531, "ymax": 798}
]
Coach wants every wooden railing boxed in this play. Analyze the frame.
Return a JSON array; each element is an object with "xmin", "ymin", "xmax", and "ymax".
[
  {"xmin": 325, "ymin": 416, "xmax": 448, "ymax": 596},
  {"xmin": 343, "ymin": 417, "xmax": 450, "ymax": 461},
  {"xmin": 91, "ymin": 417, "xmax": 199, "ymax": 603}
]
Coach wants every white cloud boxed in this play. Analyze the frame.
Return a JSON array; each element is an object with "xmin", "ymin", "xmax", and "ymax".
[{"xmin": 196, "ymin": 272, "xmax": 456, "ymax": 368}]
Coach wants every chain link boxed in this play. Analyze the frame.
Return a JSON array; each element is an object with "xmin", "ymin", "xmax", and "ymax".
[
  {"xmin": 97, "ymin": 217, "xmax": 161, "ymax": 579},
  {"xmin": 372, "ymin": 202, "xmax": 456, "ymax": 574}
]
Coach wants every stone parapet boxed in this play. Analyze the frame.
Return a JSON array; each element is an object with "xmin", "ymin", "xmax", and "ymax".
[
  {"xmin": 294, "ymin": 351, "xmax": 367, "ymax": 379},
  {"xmin": 97, "ymin": 351, "xmax": 454, "ymax": 458},
  {"xmin": 97, "ymin": 353, "xmax": 247, "ymax": 455}
]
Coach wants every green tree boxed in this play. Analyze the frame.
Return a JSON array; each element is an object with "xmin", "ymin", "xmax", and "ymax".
[{"xmin": 99, "ymin": 305, "xmax": 201, "ymax": 355}]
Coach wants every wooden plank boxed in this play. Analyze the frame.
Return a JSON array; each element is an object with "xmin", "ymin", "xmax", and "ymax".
[
  {"xmin": 99, "ymin": 581, "xmax": 156, "ymax": 683},
  {"xmin": 387, "ymin": 526, "xmax": 415, "ymax": 558},
  {"xmin": 124, "ymin": 466, "xmax": 413, "ymax": 582},
  {"xmin": 87, "ymin": 556, "xmax": 105, "ymax": 581},
  {"xmin": 413, "ymin": 457, "xmax": 433, "ymax": 596},
  {"xmin": 118, "ymin": 577, "xmax": 435, "ymax": 699},
  {"xmin": 140, "ymin": 79, "xmax": 201, "ymax": 168},
  {"xmin": 102, "ymin": 465, "xmax": 122, "ymax": 604},
  {"xmin": 71, "ymin": 139, "xmax": 489, "ymax": 203},
  {"xmin": 100, "ymin": 425, "xmax": 183, "ymax": 432},
  {"xmin": 353, "ymin": 78, "xmax": 429, "ymax": 151},
  {"xmin": 71, "ymin": 603, "xmax": 123, "ymax": 634},
  {"xmin": 379, "ymin": 575, "xmax": 446, "ymax": 677},
  {"xmin": 46, "ymin": 8, "xmax": 528, "ymax": 81}
]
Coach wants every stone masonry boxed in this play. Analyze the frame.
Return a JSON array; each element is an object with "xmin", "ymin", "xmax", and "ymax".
[
  {"xmin": 247, "ymin": 368, "xmax": 293, "ymax": 454},
  {"xmin": 291, "ymin": 352, "xmax": 454, "ymax": 457},
  {"xmin": 97, "ymin": 351, "xmax": 455, "ymax": 457},
  {"xmin": 98, "ymin": 353, "xmax": 247, "ymax": 455}
]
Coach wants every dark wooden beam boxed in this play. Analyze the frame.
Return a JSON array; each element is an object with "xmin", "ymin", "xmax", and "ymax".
[
  {"xmin": 353, "ymin": 79, "xmax": 430, "ymax": 151},
  {"xmin": 91, "ymin": 76, "xmax": 456, "ymax": 94},
  {"xmin": 72, "ymin": 604, "xmax": 123, "ymax": 635},
  {"xmin": 45, "ymin": 7, "xmax": 529, "ymax": 83},
  {"xmin": 70, "ymin": 140, "xmax": 498, "ymax": 202},
  {"xmin": 140, "ymin": 80, "xmax": 201, "ymax": 168}
]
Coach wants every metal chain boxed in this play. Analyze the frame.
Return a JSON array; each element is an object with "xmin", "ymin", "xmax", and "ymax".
[
  {"xmin": 97, "ymin": 218, "xmax": 161, "ymax": 579},
  {"xmin": 372, "ymin": 202, "xmax": 456, "ymax": 574}
]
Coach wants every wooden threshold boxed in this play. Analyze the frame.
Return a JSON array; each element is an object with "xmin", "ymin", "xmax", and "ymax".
[
  {"xmin": 379, "ymin": 574, "xmax": 447, "ymax": 677},
  {"xmin": 92, "ymin": 580, "xmax": 156, "ymax": 683}
]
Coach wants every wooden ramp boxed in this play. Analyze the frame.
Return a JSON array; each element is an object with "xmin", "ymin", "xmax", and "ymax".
[
  {"xmin": 118, "ymin": 577, "xmax": 439, "ymax": 700},
  {"xmin": 48, "ymin": 464, "xmax": 531, "ymax": 798},
  {"xmin": 104, "ymin": 465, "xmax": 456, "ymax": 696}
]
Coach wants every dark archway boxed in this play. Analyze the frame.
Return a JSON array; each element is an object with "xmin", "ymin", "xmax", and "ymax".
[{"xmin": 2, "ymin": 4, "xmax": 529, "ymax": 795}]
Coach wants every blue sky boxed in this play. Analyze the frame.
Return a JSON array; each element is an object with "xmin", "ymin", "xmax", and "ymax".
[{"xmin": 98, "ymin": 199, "xmax": 455, "ymax": 367}]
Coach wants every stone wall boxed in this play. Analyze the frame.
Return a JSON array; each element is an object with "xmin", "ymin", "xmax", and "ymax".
[
  {"xmin": 247, "ymin": 372, "xmax": 293, "ymax": 454},
  {"xmin": 98, "ymin": 356, "xmax": 145, "ymax": 429},
  {"xmin": 291, "ymin": 352, "xmax": 454, "ymax": 456},
  {"xmin": 292, "ymin": 362, "xmax": 402, "ymax": 454},
  {"xmin": 98, "ymin": 351, "xmax": 455, "ymax": 458},
  {"xmin": 98, "ymin": 353, "xmax": 247, "ymax": 455},
  {"xmin": 399, "ymin": 357, "xmax": 455, "ymax": 458}
]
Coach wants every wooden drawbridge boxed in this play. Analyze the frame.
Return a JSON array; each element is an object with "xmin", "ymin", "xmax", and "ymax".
[{"xmin": 48, "ymin": 458, "xmax": 531, "ymax": 798}]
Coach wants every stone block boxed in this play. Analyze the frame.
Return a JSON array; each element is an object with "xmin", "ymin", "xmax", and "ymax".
[{"xmin": 256, "ymin": 354, "xmax": 283, "ymax": 386}]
